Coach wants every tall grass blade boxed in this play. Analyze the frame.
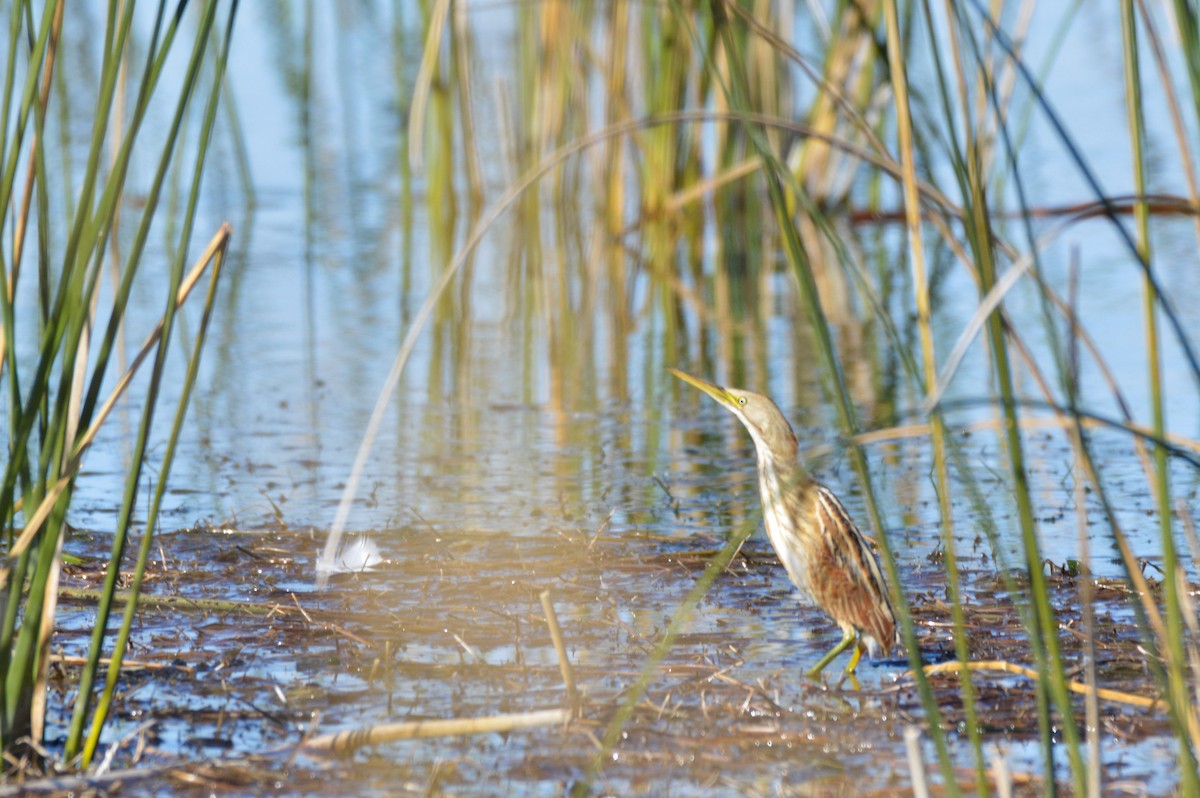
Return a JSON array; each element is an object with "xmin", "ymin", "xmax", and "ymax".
[
  {"xmin": 962, "ymin": 0, "xmax": 1200, "ymax": 393},
  {"xmin": 79, "ymin": 6, "xmax": 237, "ymax": 764},
  {"xmin": 1120, "ymin": 1, "xmax": 1199, "ymax": 787},
  {"xmin": 81, "ymin": 231, "xmax": 230, "ymax": 767},
  {"xmin": 570, "ymin": 516, "xmax": 758, "ymax": 796},
  {"xmin": 884, "ymin": 1, "xmax": 986, "ymax": 790},
  {"xmin": 0, "ymin": 0, "xmax": 236, "ymax": 763},
  {"xmin": 62, "ymin": 0, "xmax": 226, "ymax": 760}
]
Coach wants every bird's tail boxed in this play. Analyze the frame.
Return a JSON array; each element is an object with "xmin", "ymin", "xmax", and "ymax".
[{"xmin": 862, "ymin": 609, "xmax": 899, "ymax": 658}]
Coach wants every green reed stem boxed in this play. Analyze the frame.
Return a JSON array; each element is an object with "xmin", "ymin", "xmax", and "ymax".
[
  {"xmin": 1121, "ymin": 2, "xmax": 1199, "ymax": 790},
  {"xmin": 0, "ymin": 0, "xmax": 66, "ymax": 746},
  {"xmin": 954, "ymin": 62, "xmax": 1087, "ymax": 787},
  {"xmin": 0, "ymin": 0, "xmax": 61, "ymax": 548},
  {"xmin": 934, "ymin": 4, "xmax": 1100, "ymax": 790},
  {"xmin": 884, "ymin": 1, "xmax": 987, "ymax": 791},
  {"xmin": 62, "ymin": 0, "xmax": 225, "ymax": 761},
  {"xmin": 0, "ymin": 2, "xmax": 21, "ymax": 171},
  {"xmin": 965, "ymin": 0, "xmax": 1200, "ymax": 394},
  {"xmin": 935, "ymin": 0, "xmax": 1056, "ymax": 704},
  {"xmin": 77, "ymin": 4, "xmax": 193, "ymax": 428},
  {"xmin": 79, "ymin": 8, "xmax": 235, "ymax": 767},
  {"xmin": 82, "ymin": 236, "xmax": 229, "ymax": 766},
  {"xmin": 1169, "ymin": 0, "xmax": 1200, "ymax": 125}
]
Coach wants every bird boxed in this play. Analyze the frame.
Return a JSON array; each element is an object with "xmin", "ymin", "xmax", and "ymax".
[{"xmin": 669, "ymin": 368, "xmax": 900, "ymax": 678}]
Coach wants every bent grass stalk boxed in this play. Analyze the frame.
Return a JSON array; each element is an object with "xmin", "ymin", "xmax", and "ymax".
[
  {"xmin": 923, "ymin": 660, "xmax": 1172, "ymax": 712},
  {"xmin": 313, "ymin": 106, "xmax": 970, "ymax": 792}
]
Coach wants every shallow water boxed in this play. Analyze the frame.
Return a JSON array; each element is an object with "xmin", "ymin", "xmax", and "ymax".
[
  {"xmin": 50, "ymin": 487, "xmax": 1182, "ymax": 795},
  {"xmin": 12, "ymin": 1, "xmax": 1200, "ymax": 795}
]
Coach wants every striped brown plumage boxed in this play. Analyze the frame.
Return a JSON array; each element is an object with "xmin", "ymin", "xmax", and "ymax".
[
  {"xmin": 758, "ymin": 457, "xmax": 898, "ymax": 656},
  {"xmin": 670, "ymin": 368, "xmax": 901, "ymax": 676}
]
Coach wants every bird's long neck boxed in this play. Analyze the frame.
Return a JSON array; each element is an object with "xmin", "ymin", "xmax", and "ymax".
[
  {"xmin": 744, "ymin": 413, "xmax": 799, "ymax": 467},
  {"xmin": 751, "ymin": 433, "xmax": 817, "ymax": 575},
  {"xmin": 747, "ymin": 427, "xmax": 808, "ymax": 497}
]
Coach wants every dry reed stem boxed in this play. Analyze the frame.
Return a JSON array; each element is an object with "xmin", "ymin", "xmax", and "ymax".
[
  {"xmin": 299, "ymin": 708, "xmax": 570, "ymax": 753},
  {"xmin": 407, "ymin": 0, "xmax": 450, "ymax": 171},
  {"xmin": 30, "ymin": 535, "xmax": 62, "ymax": 742},
  {"xmin": 451, "ymin": 0, "xmax": 482, "ymax": 205},
  {"xmin": 904, "ymin": 725, "xmax": 931, "ymax": 798},
  {"xmin": 845, "ymin": 414, "xmax": 1200, "ymax": 455},
  {"xmin": 993, "ymin": 753, "xmax": 1014, "ymax": 798},
  {"xmin": 920, "ymin": 660, "xmax": 1166, "ymax": 712},
  {"xmin": 724, "ymin": 0, "xmax": 888, "ymax": 160},
  {"xmin": 1073, "ymin": 401, "xmax": 1103, "ymax": 798},
  {"xmin": 0, "ymin": 764, "xmax": 179, "ymax": 797},
  {"xmin": 47, "ymin": 654, "xmax": 194, "ymax": 674},
  {"xmin": 539, "ymin": 590, "xmax": 580, "ymax": 712}
]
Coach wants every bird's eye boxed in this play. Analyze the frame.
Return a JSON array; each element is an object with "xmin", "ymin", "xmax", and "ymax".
[{"xmin": 737, "ymin": 396, "xmax": 747, "ymax": 406}]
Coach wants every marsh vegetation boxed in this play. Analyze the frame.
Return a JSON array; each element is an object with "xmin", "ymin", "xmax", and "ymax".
[{"xmin": 3, "ymin": 1, "xmax": 1200, "ymax": 795}]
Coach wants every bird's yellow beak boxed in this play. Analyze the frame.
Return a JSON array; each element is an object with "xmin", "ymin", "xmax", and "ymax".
[{"xmin": 668, "ymin": 368, "xmax": 738, "ymax": 411}]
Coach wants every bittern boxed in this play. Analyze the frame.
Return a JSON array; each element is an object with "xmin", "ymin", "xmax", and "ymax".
[{"xmin": 669, "ymin": 368, "xmax": 899, "ymax": 678}]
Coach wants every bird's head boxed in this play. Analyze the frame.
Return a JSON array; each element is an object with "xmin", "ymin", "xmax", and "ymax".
[{"xmin": 669, "ymin": 368, "xmax": 798, "ymax": 462}]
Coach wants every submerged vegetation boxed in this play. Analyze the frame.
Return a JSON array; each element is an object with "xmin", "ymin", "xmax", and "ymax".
[{"xmin": 3, "ymin": 0, "xmax": 1200, "ymax": 795}]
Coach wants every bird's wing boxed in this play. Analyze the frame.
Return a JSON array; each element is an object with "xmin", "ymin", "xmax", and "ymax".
[{"xmin": 808, "ymin": 485, "xmax": 898, "ymax": 654}]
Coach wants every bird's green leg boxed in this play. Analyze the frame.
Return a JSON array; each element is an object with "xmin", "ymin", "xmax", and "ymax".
[
  {"xmin": 806, "ymin": 627, "xmax": 856, "ymax": 679},
  {"xmin": 844, "ymin": 640, "xmax": 865, "ymax": 674}
]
